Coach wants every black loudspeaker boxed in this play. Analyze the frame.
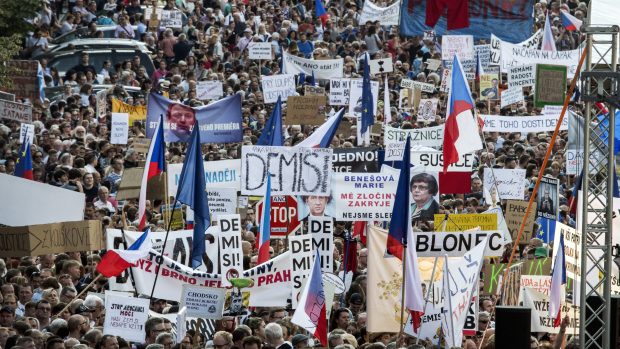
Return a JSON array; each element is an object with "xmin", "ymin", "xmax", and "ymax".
[{"xmin": 495, "ymin": 306, "xmax": 531, "ymax": 349}]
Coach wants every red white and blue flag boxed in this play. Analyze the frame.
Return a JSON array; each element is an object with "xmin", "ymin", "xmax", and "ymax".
[
  {"xmin": 295, "ymin": 108, "xmax": 345, "ymax": 148},
  {"xmin": 257, "ymin": 175, "xmax": 272, "ymax": 265},
  {"xmin": 97, "ymin": 228, "xmax": 152, "ymax": 277},
  {"xmin": 138, "ymin": 114, "xmax": 166, "ymax": 231},
  {"xmin": 291, "ymin": 251, "xmax": 328, "ymax": 346},
  {"xmin": 542, "ymin": 13, "xmax": 557, "ymax": 52},
  {"xmin": 315, "ymin": 0, "xmax": 329, "ymax": 26},
  {"xmin": 442, "ymin": 55, "xmax": 482, "ymax": 173},
  {"xmin": 14, "ymin": 135, "xmax": 33, "ymax": 180},
  {"xmin": 549, "ymin": 232, "xmax": 566, "ymax": 327},
  {"xmin": 560, "ymin": 10, "xmax": 582, "ymax": 31},
  {"xmin": 387, "ymin": 135, "xmax": 411, "ymax": 260}
]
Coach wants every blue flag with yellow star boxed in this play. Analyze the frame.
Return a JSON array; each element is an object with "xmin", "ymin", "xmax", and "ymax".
[
  {"xmin": 360, "ymin": 57, "xmax": 374, "ymax": 140},
  {"xmin": 535, "ymin": 217, "xmax": 557, "ymax": 243}
]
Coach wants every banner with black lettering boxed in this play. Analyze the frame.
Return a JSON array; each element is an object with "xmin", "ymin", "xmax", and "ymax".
[
  {"xmin": 283, "ymin": 52, "xmax": 344, "ymax": 79},
  {"xmin": 481, "ymin": 114, "xmax": 568, "ymax": 133},
  {"xmin": 384, "ymin": 125, "xmax": 444, "ymax": 160},
  {"xmin": 218, "ymin": 215, "xmax": 243, "ymax": 287},
  {"xmin": 307, "ymin": 216, "xmax": 334, "ymax": 274},
  {"xmin": 241, "ymin": 146, "xmax": 333, "ymax": 196},
  {"xmin": 332, "ymin": 147, "xmax": 380, "ymax": 173},
  {"xmin": 521, "ymin": 288, "xmax": 579, "ymax": 334},
  {"xmin": 411, "ymin": 150, "xmax": 474, "ymax": 172},
  {"xmin": 413, "ymin": 230, "xmax": 506, "ymax": 257},
  {"xmin": 331, "ymin": 172, "xmax": 398, "ymax": 221}
]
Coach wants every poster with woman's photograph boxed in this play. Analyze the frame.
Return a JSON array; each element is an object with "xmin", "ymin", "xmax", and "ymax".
[
  {"xmin": 409, "ymin": 169, "xmax": 440, "ymax": 224},
  {"xmin": 536, "ymin": 176, "xmax": 559, "ymax": 220}
]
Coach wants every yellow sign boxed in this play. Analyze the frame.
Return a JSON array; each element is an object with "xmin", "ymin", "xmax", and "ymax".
[
  {"xmin": 433, "ymin": 213, "xmax": 498, "ymax": 232},
  {"xmin": 111, "ymin": 99, "xmax": 147, "ymax": 124}
]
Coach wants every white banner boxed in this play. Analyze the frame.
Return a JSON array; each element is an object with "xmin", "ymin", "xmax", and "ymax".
[
  {"xmin": 261, "ymin": 74, "xmax": 296, "ymax": 103},
  {"xmin": 520, "ymin": 275, "xmax": 551, "ymax": 296},
  {"xmin": 359, "ymin": 0, "xmax": 400, "ymax": 25},
  {"xmin": 168, "ymin": 159, "xmax": 241, "ymax": 193},
  {"xmin": 483, "ymin": 168, "xmax": 526, "ymax": 200},
  {"xmin": 348, "ymin": 78, "xmax": 379, "ymax": 119},
  {"xmin": 307, "ymin": 216, "xmax": 334, "ymax": 273},
  {"xmin": 289, "ymin": 234, "xmax": 314, "ymax": 309},
  {"xmin": 400, "ymin": 79, "xmax": 436, "ymax": 93},
  {"xmin": 414, "ymin": 231, "xmax": 504, "ymax": 257},
  {"xmin": 196, "ymin": 81, "xmax": 223, "ymax": 101},
  {"xmin": 441, "ymin": 35, "xmax": 474, "ymax": 61},
  {"xmin": 500, "ymin": 42, "xmax": 580, "ymax": 78},
  {"xmin": 218, "ymin": 214, "xmax": 243, "ymax": 287},
  {"xmin": 248, "ymin": 42, "xmax": 273, "ymax": 60},
  {"xmin": 111, "ymin": 113, "xmax": 129, "ymax": 145},
  {"xmin": 283, "ymin": 52, "xmax": 343, "ymax": 80},
  {"xmin": 508, "ymin": 64, "xmax": 536, "ymax": 89},
  {"xmin": 522, "ymin": 288, "xmax": 579, "ymax": 334},
  {"xmin": 180, "ymin": 285, "xmax": 226, "ymax": 318},
  {"xmin": 384, "ymin": 125, "xmax": 444, "ymax": 160},
  {"xmin": 500, "ymin": 87, "xmax": 525, "ymax": 108},
  {"xmin": 240, "ymin": 146, "xmax": 333, "ymax": 196},
  {"xmin": 481, "ymin": 114, "xmax": 568, "ymax": 133},
  {"xmin": 103, "ymin": 294, "xmax": 149, "ymax": 343},
  {"xmin": 411, "ymin": 151, "xmax": 474, "ymax": 172},
  {"xmin": 329, "ymin": 78, "xmax": 351, "ymax": 105},
  {"xmin": 551, "ymin": 222, "xmax": 581, "ymax": 279},
  {"xmin": 490, "ymin": 29, "xmax": 542, "ymax": 66},
  {"xmin": 332, "ymin": 172, "xmax": 398, "ymax": 221},
  {"xmin": 207, "ymin": 188, "xmax": 237, "ymax": 218}
]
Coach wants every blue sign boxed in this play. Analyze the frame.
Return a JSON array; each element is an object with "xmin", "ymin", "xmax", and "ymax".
[{"xmin": 400, "ymin": 0, "xmax": 535, "ymax": 43}]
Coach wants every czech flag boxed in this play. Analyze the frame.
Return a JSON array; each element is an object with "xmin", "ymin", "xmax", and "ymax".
[
  {"xmin": 542, "ymin": 13, "xmax": 557, "ymax": 52},
  {"xmin": 97, "ymin": 229, "xmax": 152, "ymax": 277},
  {"xmin": 442, "ymin": 55, "xmax": 482, "ymax": 173},
  {"xmin": 291, "ymin": 251, "xmax": 328, "ymax": 346},
  {"xmin": 257, "ymin": 96, "xmax": 284, "ymax": 146},
  {"xmin": 549, "ymin": 232, "xmax": 566, "ymax": 327},
  {"xmin": 560, "ymin": 10, "xmax": 582, "ymax": 31},
  {"xmin": 315, "ymin": 0, "xmax": 329, "ymax": 26},
  {"xmin": 14, "ymin": 136, "xmax": 33, "ymax": 180},
  {"xmin": 138, "ymin": 114, "xmax": 166, "ymax": 231},
  {"xmin": 257, "ymin": 175, "xmax": 272, "ymax": 265},
  {"xmin": 387, "ymin": 135, "xmax": 411, "ymax": 260},
  {"xmin": 296, "ymin": 108, "xmax": 345, "ymax": 148}
]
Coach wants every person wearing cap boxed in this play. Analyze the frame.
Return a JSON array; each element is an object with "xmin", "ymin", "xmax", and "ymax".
[
  {"xmin": 347, "ymin": 293, "xmax": 364, "ymax": 316},
  {"xmin": 290, "ymin": 334, "xmax": 308, "ymax": 349},
  {"xmin": 238, "ymin": 28, "xmax": 254, "ymax": 52}
]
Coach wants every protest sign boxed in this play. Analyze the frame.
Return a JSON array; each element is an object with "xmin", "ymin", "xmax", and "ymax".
[
  {"xmin": 543, "ymin": 105, "xmax": 563, "ymax": 119},
  {"xmin": 433, "ymin": 214, "xmax": 497, "ymax": 232},
  {"xmin": 500, "ymin": 87, "xmax": 525, "ymax": 108},
  {"xmin": 520, "ymin": 275, "xmax": 552, "ymax": 296},
  {"xmin": 96, "ymin": 90, "xmax": 107, "ymax": 119},
  {"xmin": 441, "ymin": 35, "xmax": 474, "ymax": 61},
  {"xmin": 0, "ymin": 100, "xmax": 32, "ymax": 123},
  {"xmin": 0, "ymin": 220, "xmax": 103, "ymax": 257},
  {"xmin": 180, "ymin": 285, "xmax": 226, "ymax": 318},
  {"xmin": 536, "ymin": 176, "xmax": 559, "ymax": 220},
  {"xmin": 399, "ymin": 88, "xmax": 413, "ymax": 110},
  {"xmin": 157, "ymin": 311, "xmax": 217, "ymax": 342},
  {"xmin": 329, "ymin": 78, "xmax": 351, "ymax": 105},
  {"xmin": 522, "ymin": 288, "xmax": 579, "ymax": 334},
  {"xmin": 160, "ymin": 10, "xmax": 182, "ymax": 28},
  {"xmin": 241, "ymin": 146, "xmax": 333, "ymax": 196},
  {"xmin": 169, "ymin": 159, "xmax": 241, "ymax": 193},
  {"xmin": 112, "ymin": 98, "xmax": 146, "ymax": 124},
  {"xmin": 289, "ymin": 234, "xmax": 314, "ymax": 308},
  {"xmin": 551, "ymin": 222, "xmax": 581, "ymax": 279},
  {"xmin": 176, "ymin": 307, "xmax": 186, "ymax": 343},
  {"xmin": 535, "ymin": 64, "xmax": 567, "ymax": 108},
  {"xmin": 5, "ymin": 60, "xmax": 40, "ymax": 102},
  {"xmin": 400, "ymin": 79, "xmax": 436, "ymax": 93},
  {"xmin": 359, "ymin": 0, "xmax": 400, "ymax": 25},
  {"xmin": 405, "ymin": 304, "xmax": 442, "ymax": 343},
  {"xmin": 426, "ymin": 59, "xmax": 442, "ymax": 72},
  {"xmin": 0, "ymin": 173, "xmax": 85, "ymax": 226},
  {"xmin": 207, "ymin": 188, "xmax": 237, "ymax": 218},
  {"xmin": 505, "ymin": 200, "xmax": 537, "ymax": 243},
  {"xmin": 307, "ymin": 216, "xmax": 334, "ymax": 273},
  {"xmin": 196, "ymin": 81, "xmax": 223, "ymax": 101},
  {"xmin": 440, "ymin": 68, "xmax": 451, "ymax": 93},
  {"xmin": 19, "ymin": 123, "xmax": 34, "ymax": 144},
  {"xmin": 483, "ymin": 168, "xmax": 526, "ymax": 200},
  {"xmin": 256, "ymin": 195, "xmax": 301, "ymax": 237},
  {"xmin": 479, "ymin": 74, "xmax": 499, "ymax": 100},
  {"xmin": 490, "ymin": 30, "xmax": 542, "ymax": 66},
  {"xmin": 417, "ymin": 98, "xmax": 437, "ymax": 122},
  {"xmin": 475, "ymin": 44, "xmax": 491, "ymax": 69},
  {"xmin": 304, "ymin": 85, "xmax": 325, "ymax": 96},
  {"xmin": 282, "ymin": 52, "xmax": 343, "ymax": 79},
  {"xmin": 368, "ymin": 57, "xmax": 394, "ymax": 76},
  {"xmin": 261, "ymin": 74, "xmax": 296, "ymax": 103},
  {"xmin": 508, "ymin": 64, "xmax": 536, "ymax": 89},
  {"xmin": 348, "ymin": 79, "xmax": 379, "ymax": 118},
  {"xmin": 332, "ymin": 172, "xmax": 398, "ymax": 221},
  {"xmin": 480, "ymin": 114, "xmax": 568, "ymax": 133},
  {"xmin": 566, "ymin": 110, "xmax": 589, "ymax": 175},
  {"xmin": 413, "ymin": 230, "xmax": 504, "ymax": 257},
  {"xmin": 384, "ymin": 125, "xmax": 444, "ymax": 160},
  {"xmin": 332, "ymin": 147, "xmax": 380, "ymax": 172},
  {"xmin": 411, "ymin": 150, "xmax": 474, "ymax": 172},
  {"xmin": 104, "ymin": 294, "xmax": 149, "ymax": 342},
  {"xmin": 132, "ymin": 138, "xmax": 150, "ymax": 154},
  {"xmin": 111, "ymin": 113, "xmax": 129, "ymax": 145},
  {"xmin": 162, "ymin": 203, "xmax": 184, "ymax": 231},
  {"xmin": 218, "ymin": 215, "xmax": 244, "ymax": 287},
  {"xmin": 248, "ymin": 42, "xmax": 273, "ymax": 60},
  {"xmin": 0, "ymin": 91, "xmax": 15, "ymax": 102},
  {"xmin": 482, "ymin": 258, "xmax": 551, "ymax": 296},
  {"xmin": 500, "ymin": 42, "xmax": 580, "ymax": 78},
  {"xmin": 286, "ymin": 96, "xmax": 327, "ymax": 124}
]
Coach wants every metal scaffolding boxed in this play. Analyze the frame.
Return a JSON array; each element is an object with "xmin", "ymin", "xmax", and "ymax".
[{"xmin": 579, "ymin": 25, "xmax": 619, "ymax": 349}]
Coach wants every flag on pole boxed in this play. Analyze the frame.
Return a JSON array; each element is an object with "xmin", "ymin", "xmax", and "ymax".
[
  {"xmin": 257, "ymin": 96, "xmax": 284, "ymax": 146},
  {"xmin": 442, "ymin": 55, "xmax": 482, "ymax": 173},
  {"xmin": 295, "ymin": 108, "xmax": 345, "ymax": 148},
  {"xmin": 359, "ymin": 57, "xmax": 374, "ymax": 146},
  {"xmin": 549, "ymin": 232, "xmax": 566, "ymax": 327},
  {"xmin": 291, "ymin": 250, "xmax": 328, "ymax": 346},
  {"xmin": 14, "ymin": 135, "xmax": 33, "ymax": 180},
  {"xmin": 387, "ymin": 135, "xmax": 411, "ymax": 260},
  {"xmin": 560, "ymin": 10, "xmax": 582, "ymax": 31},
  {"xmin": 405, "ymin": 219, "xmax": 425, "ymax": 331},
  {"xmin": 384, "ymin": 75, "xmax": 392, "ymax": 124},
  {"xmin": 97, "ymin": 228, "xmax": 152, "ymax": 277},
  {"xmin": 315, "ymin": 0, "xmax": 329, "ymax": 26},
  {"xmin": 176, "ymin": 124, "xmax": 211, "ymax": 269},
  {"xmin": 299, "ymin": 72, "xmax": 306, "ymax": 86},
  {"xmin": 475, "ymin": 51, "xmax": 484, "ymax": 82},
  {"xmin": 138, "ymin": 115, "xmax": 166, "ymax": 231},
  {"xmin": 310, "ymin": 70, "xmax": 316, "ymax": 86},
  {"xmin": 352, "ymin": 221, "xmax": 367, "ymax": 246},
  {"xmin": 542, "ymin": 13, "xmax": 557, "ymax": 52},
  {"xmin": 257, "ymin": 175, "xmax": 272, "ymax": 265},
  {"xmin": 37, "ymin": 62, "xmax": 46, "ymax": 103}
]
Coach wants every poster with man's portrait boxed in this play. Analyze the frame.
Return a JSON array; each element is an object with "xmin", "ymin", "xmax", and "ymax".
[
  {"xmin": 536, "ymin": 176, "xmax": 559, "ymax": 220},
  {"xmin": 296, "ymin": 194, "xmax": 336, "ymax": 221}
]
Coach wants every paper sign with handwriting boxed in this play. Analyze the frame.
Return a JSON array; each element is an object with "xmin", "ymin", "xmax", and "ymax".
[{"xmin": 483, "ymin": 168, "xmax": 526, "ymax": 200}]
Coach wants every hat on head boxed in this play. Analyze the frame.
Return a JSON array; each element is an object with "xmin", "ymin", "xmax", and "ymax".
[
  {"xmin": 244, "ymin": 28, "xmax": 253, "ymax": 33},
  {"xmin": 349, "ymin": 293, "xmax": 364, "ymax": 305},
  {"xmin": 291, "ymin": 334, "xmax": 308, "ymax": 347}
]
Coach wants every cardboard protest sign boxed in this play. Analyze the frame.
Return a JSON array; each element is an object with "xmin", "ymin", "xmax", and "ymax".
[
  {"xmin": 433, "ymin": 214, "xmax": 497, "ymax": 232},
  {"xmin": 168, "ymin": 159, "xmax": 241, "ymax": 192},
  {"xmin": 111, "ymin": 113, "xmax": 129, "ymax": 145},
  {"xmin": 132, "ymin": 138, "xmax": 150, "ymax": 154},
  {"xmin": 384, "ymin": 125, "xmax": 444, "ymax": 160},
  {"xmin": 96, "ymin": 90, "xmax": 107, "ymax": 119},
  {"xmin": 282, "ymin": 52, "xmax": 344, "ymax": 79},
  {"xmin": 332, "ymin": 147, "xmax": 380, "ymax": 172},
  {"xmin": 248, "ymin": 42, "xmax": 272, "ymax": 60},
  {"xmin": 196, "ymin": 81, "xmax": 223, "ymax": 101},
  {"xmin": 508, "ymin": 64, "xmax": 536, "ymax": 89},
  {"xmin": 289, "ymin": 234, "xmax": 314, "ymax": 308},
  {"xmin": 413, "ymin": 230, "xmax": 505, "ymax": 257},
  {"xmin": 115, "ymin": 167, "xmax": 165, "ymax": 201},
  {"xmin": 480, "ymin": 114, "xmax": 568, "ymax": 133},
  {"xmin": 241, "ymin": 146, "xmax": 333, "ymax": 196},
  {"xmin": 483, "ymin": 168, "xmax": 526, "ymax": 200},
  {"xmin": 479, "ymin": 74, "xmax": 499, "ymax": 101},
  {"xmin": 522, "ymin": 288, "xmax": 579, "ymax": 334},
  {"xmin": 536, "ymin": 176, "xmax": 559, "ymax": 220},
  {"xmin": 112, "ymin": 98, "xmax": 147, "ymax": 124},
  {"xmin": 307, "ymin": 216, "xmax": 334, "ymax": 273},
  {"xmin": 304, "ymin": 85, "xmax": 325, "ymax": 96},
  {"xmin": 500, "ymin": 87, "xmax": 525, "ymax": 108},
  {"xmin": 417, "ymin": 98, "xmax": 437, "ymax": 122},
  {"xmin": 5, "ymin": 60, "xmax": 40, "ymax": 102},
  {"xmin": 505, "ymin": 200, "xmax": 537, "ymax": 243},
  {"xmin": 534, "ymin": 64, "xmax": 567, "ymax": 108},
  {"xmin": 207, "ymin": 188, "xmax": 237, "ymax": 219},
  {"xmin": 0, "ymin": 220, "xmax": 103, "ymax": 257},
  {"xmin": 180, "ymin": 285, "xmax": 226, "ymax": 318},
  {"xmin": 329, "ymin": 78, "xmax": 351, "ymax": 105},
  {"xmin": 0, "ymin": 100, "xmax": 32, "ymax": 123},
  {"xmin": 286, "ymin": 96, "xmax": 327, "ymax": 124},
  {"xmin": 441, "ymin": 35, "xmax": 474, "ymax": 61},
  {"xmin": 104, "ymin": 294, "xmax": 149, "ymax": 342},
  {"xmin": 261, "ymin": 74, "xmax": 296, "ymax": 103},
  {"xmin": 256, "ymin": 195, "xmax": 301, "ymax": 237},
  {"xmin": 218, "ymin": 215, "xmax": 244, "ymax": 287},
  {"xmin": 332, "ymin": 172, "xmax": 398, "ymax": 221}
]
